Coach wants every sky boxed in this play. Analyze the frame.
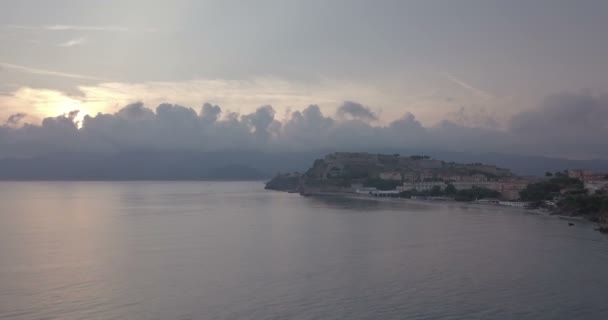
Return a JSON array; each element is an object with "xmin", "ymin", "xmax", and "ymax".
[{"xmin": 1, "ymin": 0, "xmax": 608, "ymax": 159}]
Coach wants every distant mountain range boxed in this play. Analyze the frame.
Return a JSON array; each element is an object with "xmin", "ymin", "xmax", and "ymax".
[{"xmin": 0, "ymin": 149, "xmax": 607, "ymax": 180}]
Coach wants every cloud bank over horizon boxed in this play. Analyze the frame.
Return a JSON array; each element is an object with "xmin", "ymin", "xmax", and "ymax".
[{"xmin": 1, "ymin": 92, "xmax": 607, "ymax": 160}]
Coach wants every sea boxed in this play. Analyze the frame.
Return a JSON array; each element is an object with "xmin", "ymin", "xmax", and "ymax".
[{"xmin": 1, "ymin": 181, "xmax": 607, "ymax": 320}]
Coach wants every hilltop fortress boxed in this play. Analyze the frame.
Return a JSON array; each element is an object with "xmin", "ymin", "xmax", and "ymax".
[
  {"xmin": 316, "ymin": 152, "xmax": 512, "ymax": 180},
  {"xmin": 268, "ymin": 152, "xmax": 535, "ymax": 200}
]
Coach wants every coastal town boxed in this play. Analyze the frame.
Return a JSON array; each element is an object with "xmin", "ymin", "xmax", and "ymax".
[{"xmin": 266, "ymin": 152, "xmax": 608, "ymax": 232}]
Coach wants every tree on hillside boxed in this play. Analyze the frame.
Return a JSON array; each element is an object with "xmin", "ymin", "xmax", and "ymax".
[
  {"xmin": 519, "ymin": 176, "xmax": 583, "ymax": 203},
  {"xmin": 445, "ymin": 184, "xmax": 457, "ymax": 195},
  {"xmin": 410, "ymin": 155, "xmax": 430, "ymax": 160},
  {"xmin": 430, "ymin": 186, "xmax": 443, "ymax": 196},
  {"xmin": 454, "ymin": 187, "xmax": 500, "ymax": 202},
  {"xmin": 363, "ymin": 178, "xmax": 401, "ymax": 191},
  {"xmin": 558, "ymin": 194, "xmax": 608, "ymax": 219}
]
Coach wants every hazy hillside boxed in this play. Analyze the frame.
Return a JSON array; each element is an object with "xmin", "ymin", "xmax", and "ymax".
[{"xmin": 0, "ymin": 149, "xmax": 607, "ymax": 180}]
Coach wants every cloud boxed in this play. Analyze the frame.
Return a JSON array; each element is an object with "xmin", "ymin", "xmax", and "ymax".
[
  {"xmin": 6, "ymin": 113, "xmax": 26, "ymax": 126},
  {"xmin": 336, "ymin": 101, "xmax": 378, "ymax": 121},
  {"xmin": 281, "ymin": 105, "xmax": 334, "ymax": 148},
  {"xmin": 0, "ymin": 63, "xmax": 520, "ymax": 127},
  {"xmin": 242, "ymin": 105, "xmax": 277, "ymax": 139},
  {"xmin": 508, "ymin": 92, "xmax": 608, "ymax": 158},
  {"xmin": 0, "ymin": 62, "xmax": 105, "ymax": 80},
  {"xmin": 446, "ymin": 106, "xmax": 500, "ymax": 129},
  {"xmin": 441, "ymin": 72, "xmax": 494, "ymax": 100},
  {"xmin": 0, "ymin": 77, "xmax": 396, "ymax": 127},
  {"xmin": 6, "ymin": 24, "xmax": 157, "ymax": 32},
  {"xmin": 201, "ymin": 103, "xmax": 221, "ymax": 124},
  {"xmin": 57, "ymin": 37, "xmax": 86, "ymax": 47},
  {"xmin": 0, "ymin": 91, "xmax": 606, "ymax": 159}
]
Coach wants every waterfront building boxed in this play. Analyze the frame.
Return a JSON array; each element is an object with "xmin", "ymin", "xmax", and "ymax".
[
  {"xmin": 402, "ymin": 171, "xmax": 418, "ymax": 182},
  {"xmin": 585, "ymin": 180, "xmax": 608, "ymax": 194},
  {"xmin": 398, "ymin": 181, "xmax": 447, "ymax": 192},
  {"xmin": 418, "ymin": 171, "xmax": 434, "ymax": 181},
  {"xmin": 568, "ymin": 169, "xmax": 594, "ymax": 181},
  {"xmin": 379, "ymin": 171, "xmax": 402, "ymax": 181},
  {"xmin": 370, "ymin": 190, "xmax": 400, "ymax": 197},
  {"xmin": 450, "ymin": 180, "xmax": 528, "ymax": 200},
  {"xmin": 355, "ymin": 187, "xmax": 378, "ymax": 195},
  {"xmin": 475, "ymin": 199, "xmax": 500, "ymax": 205},
  {"xmin": 498, "ymin": 201, "xmax": 529, "ymax": 208}
]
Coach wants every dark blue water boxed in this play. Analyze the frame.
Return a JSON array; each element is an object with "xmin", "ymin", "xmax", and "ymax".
[{"xmin": 1, "ymin": 181, "xmax": 607, "ymax": 319}]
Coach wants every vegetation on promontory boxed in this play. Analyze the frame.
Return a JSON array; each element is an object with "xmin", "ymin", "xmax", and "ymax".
[
  {"xmin": 264, "ymin": 172, "xmax": 301, "ymax": 192},
  {"xmin": 519, "ymin": 171, "xmax": 608, "ymax": 228},
  {"xmin": 519, "ymin": 172, "xmax": 583, "ymax": 204}
]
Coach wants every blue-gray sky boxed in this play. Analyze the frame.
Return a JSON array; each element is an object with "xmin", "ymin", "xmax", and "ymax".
[{"xmin": 1, "ymin": 0, "xmax": 608, "ymax": 158}]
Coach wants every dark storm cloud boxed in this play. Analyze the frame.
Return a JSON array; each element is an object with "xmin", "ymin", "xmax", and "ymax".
[
  {"xmin": 242, "ymin": 105, "xmax": 277, "ymax": 138},
  {"xmin": 201, "ymin": 103, "xmax": 221, "ymax": 124},
  {"xmin": 6, "ymin": 112, "xmax": 26, "ymax": 126},
  {"xmin": 508, "ymin": 92, "xmax": 608, "ymax": 157},
  {"xmin": 1, "ymin": 92, "xmax": 607, "ymax": 159},
  {"xmin": 336, "ymin": 101, "xmax": 378, "ymax": 122}
]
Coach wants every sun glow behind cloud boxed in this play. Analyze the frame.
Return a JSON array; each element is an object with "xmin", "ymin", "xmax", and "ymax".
[
  {"xmin": 1, "ymin": 88, "xmax": 97, "ymax": 125},
  {"xmin": 1, "ymin": 75, "xmax": 519, "ymax": 130},
  {"xmin": 1, "ymin": 78, "xmax": 388, "ymax": 125}
]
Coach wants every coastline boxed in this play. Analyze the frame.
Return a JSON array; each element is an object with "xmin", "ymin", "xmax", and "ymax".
[
  {"xmin": 344, "ymin": 193, "xmax": 540, "ymax": 212},
  {"xmin": 302, "ymin": 192, "xmax": 605, "ymax": 227}
]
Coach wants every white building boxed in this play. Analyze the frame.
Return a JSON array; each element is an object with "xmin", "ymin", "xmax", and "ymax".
[
  {"xmin": 370, "ymin": 190, "xmax": 400, "ymax": 197},
  {"xmin": 585, "ymin": 180, "xmax": 608, "ymax": 194},
  {"xmin": 451, "ymin": 181, "xmax": 493, "ymax": 190},
  {"xmin": 475, "ymin": 199, "xmax": 529, "ymax": 207},
  {"xmin": 398, "ymin": 181, "xmax": 447, "ymax": 192},
  {"xmin": 355, "ymin": 187, "xmax": 377, "ymax": 195},
  {"xmin": 379, "ymin": 171, "xmax": 402, "ymax": 181},
  {"xmin": 498, "ymin": 201, "xmax": 529, "ymax": 208},
  {"xmin": 568, "ymin": 168, "xmax": 593, "ymax": 180}
]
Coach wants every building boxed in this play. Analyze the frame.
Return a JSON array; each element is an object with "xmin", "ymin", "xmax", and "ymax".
[
  {"xmin": 585, "ymin": 180, "xmax": 608, "ymax": 194},
  {"xmin": 475, "ymin": 199, "xmax": 500, "ymax": 205},
  {"xmin": 498, "ymin": 201, "xmax": 529, "ymax": 208},
  {"xmin": 379, "ymin": 171, "xmax": 402, "ymax": 181},
  {"xmin": 355, "ymin": 187, "xmax": 377, "ymax": 195},
  {"xmin": 398, "ymin": 181, "xmax": 447, "ymax": 192},
  {"xmin": 402, "ymin": 171, "xmax": 418, "ymax": 182},
  {"xmin": 499, "ymin": 181, "xmax": 529, "ymax": 200},
  {"xmin": 437, "ymin": 173, "xmax": 462, "ymax": 182},
  {"xmin": 400, "ymin": 171, "xmax": 433, "ymax": 182},
  {"xmin": 418, "ymin": 171, "xmax": 435, "ymax": 181},
  {"xmin": 568, "ymin": 169, "xmax": 594, "ymax": 181},
  {"xmin": 446, "ymin": 162, "xmax": 513, "ymax": 177},
  {"xmin": 451, "ymin": 181, "xmax": 491, "ymax": 190},
  {"xmin": 457, "ymin": 174, "xmax": 489, "ymax": 183},
  {"xmin": 450, "ymin": 180, "xmax": 528, "ymax": 200},
  {"xmin": 500, "ymin": 187, "xmax": 522, "ymax": 200},
  {"xmin": 588, "ymin": 173, "xmax": 608, "ymax": 181},
  {"xmin": 324, "ymin": 164, "xmax": 344, "ymax": 178},
  {"xmin": 324, "ymin": 152, "xmax": 377, "ymax": 165},
  {"xmin": 351, "ymin": 182, "xmax": 364, "ymax": 191},
  {"xmin": 473, "ymin": 199, "xmax": 529, "ymax": 207},
  {"xmin": 370, "ymin": 189, "xmax": 400, "ymax": 197}
]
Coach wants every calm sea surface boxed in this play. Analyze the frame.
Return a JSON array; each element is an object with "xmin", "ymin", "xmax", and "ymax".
[{"xmin": 1, "ymin": 181, "xmax": 607, "ymax": 319}]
